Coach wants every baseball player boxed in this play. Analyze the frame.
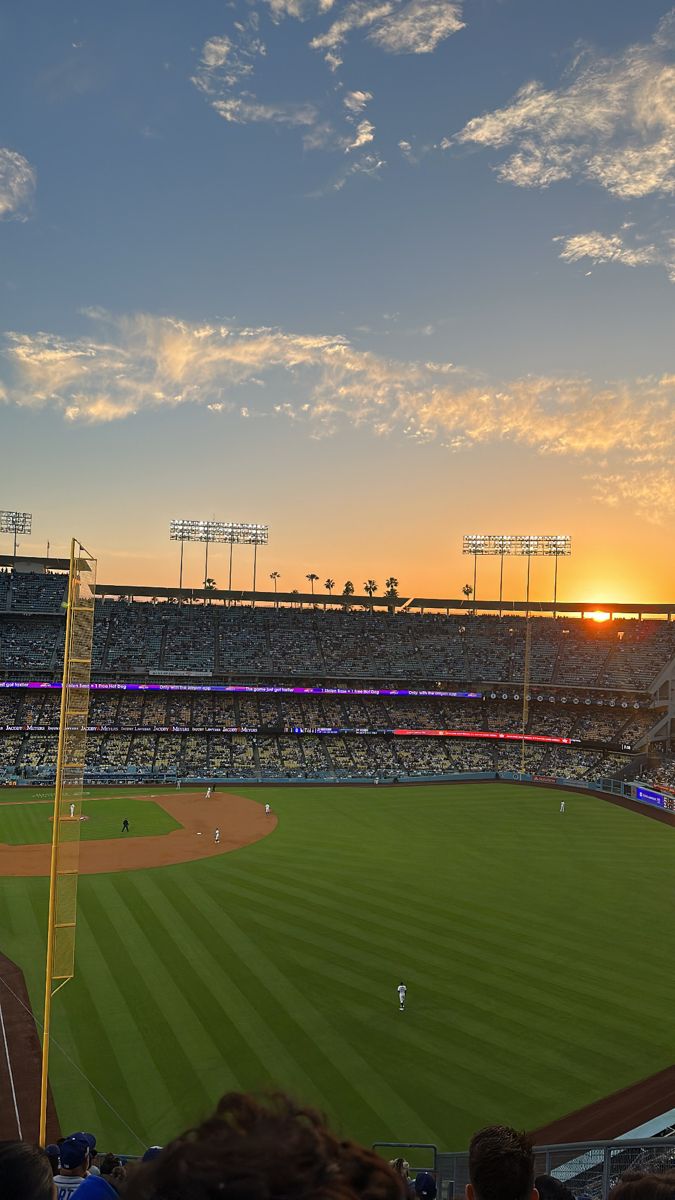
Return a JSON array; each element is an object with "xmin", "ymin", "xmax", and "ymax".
[
  {"xmin": 265, "ymin": 803, "xmax": 271, "ymax": 816},
  {"xmin": 69, "ymin": 802, "xmax": 75, "ymax": 818},
  {"xmin": 206, "ymin": 786, "xmax": 212, "ymax": 799},
  {"xmin": 122, "ymin": 818, "xmax": 130, "ymax": 833},
  {"xmin": 214, "ymin": 828, "xmax": 220, "ymax": 844},
  {"xmin": 398, "ymin": 981, "xmax": 407, "ymax": 1012},
  {"xmin": 560, "ymin": 800, "xmax": 565, "ymax": 814}
]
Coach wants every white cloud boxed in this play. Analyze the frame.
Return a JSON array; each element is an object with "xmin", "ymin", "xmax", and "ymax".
[
  {"xmin": 4, "ymin": 309, "xmax": 675, "ymax": 520},
  {"xmin": 369, "ymin": 0, "xmax": 464, "ymax": 53},
  {"xmin": 343, "ymin": 89, "xmax": 372, "ymax": 114},
  {"xmin": 346, "ymin": 119, "xmax": 375, "ymax": 150},
  {"xmin": 453, "ymin": 10, "xmax": 675, "ymax": 198},
  {"xmin": 557, "ymin": 229, "xmax": 675, "ymax": 281},
  {"xmin": 310, "ymin": 2, "xmax": 395, "ymax": 51},
  {"xmin": 0, "ymin": 148, "xmax": 36, "ymax": 221},
  {"xmin": 213, "ymin": 96, "xmax": 318, "ymax": 126}
]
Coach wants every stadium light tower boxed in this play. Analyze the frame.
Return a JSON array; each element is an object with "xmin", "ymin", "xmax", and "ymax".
[
  {"xmin": 1, "ymin": 509, "xmax": 32, "ymax": 560},
  {"xmin": 462, "ymin": 534, "xmax": 571, "ymax": 616},
  {"xmin": 220, "ymin": 522, "xmax": 268, "ymax": 606}
]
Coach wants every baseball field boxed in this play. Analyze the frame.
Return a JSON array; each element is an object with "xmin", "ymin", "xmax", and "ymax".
[{"xmin": 0, "ymin": 782, "xmax": 673, "ymax": 1152}]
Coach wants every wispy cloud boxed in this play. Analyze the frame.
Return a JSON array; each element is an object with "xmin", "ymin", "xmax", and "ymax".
[
  {"xmin": 369, "ymin": 0, "xmax": 464, "ymax": 53},
  {"xmin": 0, "ymin": 148, "xmax": 36, "ymax": 221},
  {"xmin": 556, "ymin": 229, "xmax": 675, "ymax": 281},
  {"xmin": 452, "ymin": 10, "xmax": 675, "ymax": 198},
  {"xmin": 343, "ymin": 89, "xmax": 373, "ymax": 114},
  {"xmin": 3, "ymin": 310, "xmax": 675, "ymax": 520}
]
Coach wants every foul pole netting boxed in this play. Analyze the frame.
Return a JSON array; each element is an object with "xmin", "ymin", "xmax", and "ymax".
[{"xmin": 40, "ymin": 539, "xmax": 96, "ymax": 1142}]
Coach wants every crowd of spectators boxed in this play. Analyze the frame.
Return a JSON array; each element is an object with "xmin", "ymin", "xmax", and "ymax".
[
  {"xmin": 2, "ymin": 577, "xmax": 675, "ymax": 688},
  {"xmin": 3, "ymin": 1099, "xmax": 675, "ymax": 1200}
]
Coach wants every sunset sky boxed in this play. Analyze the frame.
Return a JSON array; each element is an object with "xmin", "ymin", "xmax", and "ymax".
[{"xmin": 1, "ymin": 0, "xmax": 674, "ymax": 602}]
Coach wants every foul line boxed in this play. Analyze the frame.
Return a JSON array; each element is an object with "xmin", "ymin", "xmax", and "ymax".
[{"xmin": 0, "ymin": 989, "xmax": 22, "ymax": 1138}]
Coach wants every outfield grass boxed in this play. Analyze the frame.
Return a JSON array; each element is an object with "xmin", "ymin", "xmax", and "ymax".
[
  {"xmin": 0, "ymin": 783, "xmax": 673, "ymax": 1152},
  {"xmin": 0, "ymin": 798, "xmax": 181, "ymax": 844}
]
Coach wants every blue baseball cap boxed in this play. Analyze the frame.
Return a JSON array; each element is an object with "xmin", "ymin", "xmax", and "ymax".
[
  {"xmin": 65, "ymin": 1131, "xmax": 97, "ymax": 1151},
  {"xmin": 142, "ymin": 1146, "xmax": 163, "ymax": 1162},
  {"xmin": 59, "ymin": 1139, "xmax": 89, "ymax": 1169},
  {"xmin": 415, "ymin": 1171, "xmax": 437, "ymax": 1200}
]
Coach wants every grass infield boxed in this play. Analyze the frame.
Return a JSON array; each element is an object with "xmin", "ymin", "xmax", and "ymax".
[
  {"xmin": 0, "ymin": 797, "xmax": 181, "ymax": 844},
  {"xmin": 0, "ymin": 782, "xmax": 673, "ymax": 1151}
]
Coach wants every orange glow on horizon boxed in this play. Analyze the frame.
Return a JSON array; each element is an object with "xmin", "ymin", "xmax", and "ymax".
[{"xmin": 586, "ymin": 611, "xmax": 611, "ymax": 623}]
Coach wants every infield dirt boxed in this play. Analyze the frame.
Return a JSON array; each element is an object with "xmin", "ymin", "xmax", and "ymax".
[{"xmin": 0, "ymin": 791, "xmax": 276, "ymax": 877}]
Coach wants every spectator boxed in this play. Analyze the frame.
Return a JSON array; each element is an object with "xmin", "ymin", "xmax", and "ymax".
[
  {"xmin": 390, "ymin": 1158, "xmax": 414, "ymax": 1199},
  {"xmin": 125, "ymin": 1090, "xmax": 404, "ymax": 1200},
  {"xmin": 467, "ymin": 1126, "xmax": 537, "ymax": 1200},
  {"xmin": 535, "ymin": 1177, "xmax": 575, "ymax": 1200},
  {"xmin": 0, "ymin": 1141, "xmax": 55, "ymax": 1200},
  {"xmin": 609, "ymin": 1174, "xmax": 675, "ymax": 1200},
  {"xmin": 75, "ymin": 1155, "xmax": 126, "ymax": 1199},
  {"xmin": 53, "ymin": 1138, "xmax": 90, "ymax": 1197},
  {"xmin": 415, "ymin": 1171, "xmax": 437, "ymax": 1200}
]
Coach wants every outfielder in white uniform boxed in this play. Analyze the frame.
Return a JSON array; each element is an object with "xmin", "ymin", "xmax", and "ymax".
[
  {"xmin": 214, "ymin": 828, "xmax": 220, "ymax": 844},
  {"xmin": 398, "ymin": 982, "xmax": 407, "ymax": 1011},
  {"xmin": 560, "ymin": 800, "xmax": 565, "ymax": 813}
]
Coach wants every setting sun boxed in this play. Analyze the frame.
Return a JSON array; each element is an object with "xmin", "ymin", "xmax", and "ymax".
[{"xmin": 587, "ymin": 611, "xmax": 611, "ymax": 623}]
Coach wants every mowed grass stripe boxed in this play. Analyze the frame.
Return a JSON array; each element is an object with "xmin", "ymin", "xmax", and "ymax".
[
  {"xmin": 149, "ymin": 873, "xmax": 360, "ymax": 1116},
  {"xmin": 171, "ymin": 868, "xmax": 445, "ymax": 1142},
  {"xmin": 157, "ymin": 872, "xmax": 422, "ymax": 1140},
  {"xmin": 217, "ymin": 868, "xmax": 662, "ymax": 1039},
  {"xmin": 71, "ymin": 880, "xmax": 215, "ymax": 1137}
]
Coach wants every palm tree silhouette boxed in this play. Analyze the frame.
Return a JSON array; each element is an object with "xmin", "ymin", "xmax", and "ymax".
[
  {"xmin": 364, "ymin": 580, "xmax": 378, "ymax": 611},
  {"xmin": 270, "ymin": 571, "xmax": 280, "ymax": 606},
  {"xmin": 306, "ymin": 573, "xmax": 318, "ymax": 595},
  {"xmin": 324, "ymin": 578, "xmax": 335, "ymax": 596},
  {"xmin": 385, "ymin": 576, "xmax": 399, "ymax": 597}
]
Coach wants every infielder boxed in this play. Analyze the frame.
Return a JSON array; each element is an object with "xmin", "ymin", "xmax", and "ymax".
[
  {"xmin": 398, "ymin": 981, "xmax": 407, "ymax": 1012},
  {"xmin": 206, "ymin": 786, "xmax": 212, "ymax": 799},
  {"xmin": 69, "ymin": 802, "xmax": 75, "ymax": 818},
  {"xmin": 214, "ymin": 828, "xmax": 220, "ymax": 844},
  {"xmin": 265, "ymin": 803, "xmax": 271, "ymax": 816}
]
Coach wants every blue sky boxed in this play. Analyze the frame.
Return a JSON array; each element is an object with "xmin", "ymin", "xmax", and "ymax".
[{"xmin": 1, "ymin": 1, "xmax": 673, "ymax": 599}]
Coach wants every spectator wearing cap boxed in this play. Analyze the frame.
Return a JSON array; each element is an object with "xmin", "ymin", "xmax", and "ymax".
[
  {"xmin": 53, "ymin": 1138, "xmax": 90, "ymax": 1198},
  {"xmin": 467, "ymin": 1126, "xmax": 537, "ymax": 1200},
  {"xmin": 0, "ymin": 1141, "xmax": 55, "ymax": 1200},
  {"xmin": 46, "ymin": 1144, "xmax": 61, "ymax": 1176},
  {"xmin": 65, "ymin": 1133, "xmax": 98, "ymax": 1176},
  {"xmin": 415, "ymin": 1171, "xmax": 437, "ymax": 1200}
]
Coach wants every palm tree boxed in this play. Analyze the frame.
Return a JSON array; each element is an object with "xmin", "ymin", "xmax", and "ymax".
[
  {"xmin": 462, "ymin": 582, "xmax": 474, "ymax": 616},
  {"xmin": 205, "ymin": 578, "xmax": 216, "ymax": 590},
  {"xmin": 270, "ymin": 570, "xmax": 280, "ymax": 606},
  {"xmin": 306, "ymin": 572, "xmax": 318, "ymax": 596},
  {"xmin": 364, "ymin": 580, "xmax": 378, "ymax": 612},
  {"xmin": 385, "ymin": 576, "xmax": 399, "ymax": 597},
  {"xmin": 324, "ymin": 578, "xmax": 335, "ymax": 596},
  {"xmin": 342, "ymin": 580, "xmax": 354, "ymax": 597}
]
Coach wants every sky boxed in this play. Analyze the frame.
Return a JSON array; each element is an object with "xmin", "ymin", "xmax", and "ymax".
[{"xmin": 0, "ymin": 0, "xmax": 674, "ymax": 603}]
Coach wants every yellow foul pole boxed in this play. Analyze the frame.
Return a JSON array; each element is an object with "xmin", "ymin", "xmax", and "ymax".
[{"xmin": 39, "ymin": 538, "xmax": 76, "ymax": 1143}]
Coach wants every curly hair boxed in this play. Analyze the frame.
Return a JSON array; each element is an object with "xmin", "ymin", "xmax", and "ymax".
[{"xmin": 125, "ymin": 1091, "xmax": 405, "ymax": 1200}]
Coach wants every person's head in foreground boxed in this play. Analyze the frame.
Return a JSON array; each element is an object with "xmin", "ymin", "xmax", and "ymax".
[
  {"xmin": 609, "ymin": 1173, "xmax": 675, "ymax": 1200},
  {"xmin": 0, "ymin": 1141, "xmax": 55, "ymax": 1200},
  {"xmin": 535, "ymin": 1176, "xmax": 575, "ymax": 1200},
  {"xmin": 125, "ymin": 1091, "xmax": 405, "ymax": 1200},
  {"xmin": 467, "ymin": 1126, "xmax": 537, "ymax": 1200}
]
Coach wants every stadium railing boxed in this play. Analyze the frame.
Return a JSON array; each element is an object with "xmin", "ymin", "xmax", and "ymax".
[{"xmin": 377, "ymin": 1139, "xmax": 675, "ymax": 1200}]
